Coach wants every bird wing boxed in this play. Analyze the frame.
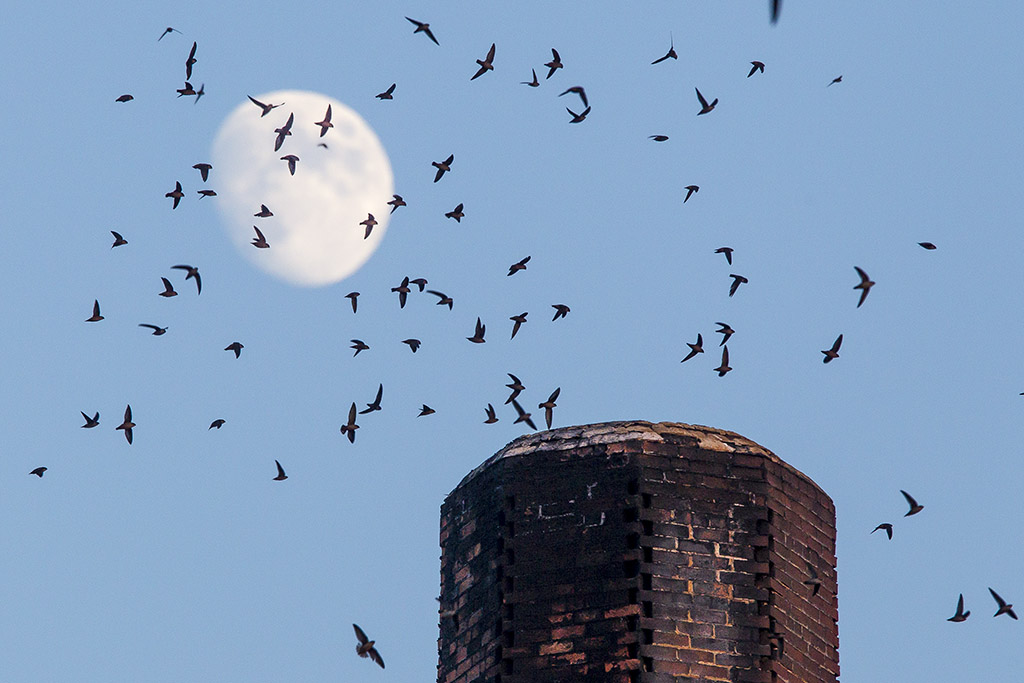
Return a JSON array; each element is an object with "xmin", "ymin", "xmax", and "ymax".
[
  {"xmin": 696, "ymin": 88, "xmax": 709, "ymax": 108},
  {"xmin": 831, "ymin": 334, "xmax": 843, "ymax": 353},
  {"xmin": 548, "ymin": 387, "xmax": 561, "ymax": 403},
  {"xmin": 855, "ymin": 266, "xmax": 870, "ymax": 285},
  {"xmin": 353, "ymin": 623, "xmax": 369, "ymax": 645},
  {"xmin": 989, "ymin": 588, "xmax": 1007, "ymax": 608},
  {"xmin": 900, "ymin": 489, "xmax": 919, "ymax": 510},
  {"xmin": 275, "ymin": 460, "xmax": 286, "ymax": 478}
]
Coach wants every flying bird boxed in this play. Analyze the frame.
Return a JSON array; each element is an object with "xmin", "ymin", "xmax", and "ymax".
[
  {"xmin": 828, "ymin": 75, "xmax": 843, "ymax": 87},
  {"xmin": 853, "ymin": 266, "xmax": 875, "ymax": 308},
  {"xmin": 539, "ymin": 387, "xmax": 560, "ymax": 429},
  {"xmin": 116, "ymin": 404, "xmax": 135, "ymax": 444},
  {"xmin": 715, "ymin": 322, "xmax": 734, "ymax": 345},
  {"xmin": 251, "ymin": 226, "xmax": 270, "ymax": 248},
  {"xmin": 405, "ymin": 16, "xmax": 439, "ymax": 45},
  {"xmin": 871, "ymin": 523, "xmax": 893, "ymax": 539},
  {"xmin": 410, "ymin": 278, "xmax": 428, "ymax": 292},
  {"xmin": 551, "ymin": 304, "xmax": 570, "ymax": 320},
  {"xmin": 402, "ymin": 339, "xmax": 422, "ymax": 353},
  {"xmin": 185, "ymin": 41, "xmax": 197, "ymax": 79},
  {"xmin": 172, "ymin": 264, "xmax": 201, "ymax": 294},
  {"xmin": 165, "ymin": 181, "xmax": 184, "ymax": 209},
  {"xmin": 345, "ymin": 292, "xmax": 359, "ymax": 313},
  {"xmin": 681, "ymin": 334, "xmax": 704, "ymax": 363},
  {"xmin": 649, "ymin": 135, "xmax": 669, "ymax": 142},
  {"xmin": 683, "ymin": 185, "xmax": 699, "ymax": 203},
  {"xmin": 445, "ymin": 203, "xmax": 465, "ymax": 222},
  {"xmin": 512, "ymin": 399, "xmax": 537, "ymax": 431},
  {"xmin": 310, "ymin": 105, "xmax": 333, "ymax": 138},
  {"xmin": 192, "ymin": 163, "xmax": 212, "ymax": 181},
  {"xmin": 115, "ymin": 94, "xmax": 134, "ymax": 102},
  {"xmin": 900, "ymin": 490, "xmax": 924, "ymax": 516},
  {"xmin": 989, "ymin": 588, "xmax": 1018, "ymax": 619},
  {"xmin": 110, "ymin": 231, "xmax": 128, "ymax": 247},
  {"xmin": 948, "ymin": 594, "xmax": 970, "ymax": 622},
  {"xmin": 273, "ymin": 460, "xmax": 288, "ymax": 481},
  {"xmin": 505, "ymin": 374, "xmax": 525, "ymax": 404},
  {"xmin": 771, "ymin": 0, "xmax": 781, "ymax": 23},
  {"xmin": 387, "ymin": 195, "xmax": 405, "ymax": 213},
  {"xmin": 391, "ymin": 276, "xmax": 411, "ymax": 308},
  {"xmin": 432, "ymin": 154, "xmax": 454, "ymax": 182},
  {"xmin": 559, "ymin": 86, "xmax": 588, "ymax": 107},
  {"xmin": 509, "ymin": 312, "xmax": 528, "ymax": 339},
  {"xmin": 360, "ymin": 213, "xmax": 377, "ymax": 239},
  {"xmin": 376, "ymin": 83, "xmax": 396, "ymax": 100},
  {"xmin": 521, "ymin": 69, "xmax": 539, "ymax": 87},
  {"xmin": 728, "ymin": 274, "xmax": 748, "ymax": 297},
  {"xmin": 350, "ymin": 339, "xmax": 369, "ymax": 356},
  {"xmin": 748, "ymin": 61, "xmax": 765, "ymax": 77},
  {"xmin": 471, "ymin": 43, "xmax": 496, "ymax": 80},
  {"xmin": 159, "ymin": 277, "xmax": 177, "ymax": 296},
  {"xmin": 209, "ymin": 419, "xmax": 225, "ymax": 429},
  {"xmin": 918, "ymin": 242, "xmax": 937, "ymax": 250},
  {"xmin": 193, "ymin": 83, "xmax": 205, "ymax": 104},
  {"xmin": 360, "ymin": 384, "xmax": 383, "ymax": 414},
  {"xmin": 803, "ymin": 561, "xmax": 822, "ymax": 596},
  {"xmin": 695, "ymin": 88, "xmax": 718, "ymax": 115},
  {"xmin": 340, "ymin": 403, "xmax": 359, "ymax": 443},
  {"xmin": 139, "ymin": 323, "xmax": 168, "ymax": 336},
  {"xmin": 426, "ymin": 290, "xmax": 453, "ymax": 310},
  {"xmin": 715, "ymin": 247, "xmax": 733, "ymax": 264},
  {"xmin": 544, "ymin": 49, "xmax": 563, "ymax": 78},
  {"xmin": 280, "ymin": 154, "xmax": 299, "ymax": 175},
  {"xmin": 507, "ymin": 256, "xmax": 531, "ymax": 276},
  {"xmin": 418, "ymin": 404, "xmax": 436, "ymax": 417},
  {"xmin": 224, "ymin": 342, "xmax": 244, "ymax": 358},
  {"xmin": 197, "ymin": 189, "xmax": 217, "ymax": 198},
  {"xmin": 80, "ymin": 411, "xmax": 100, "ymax": 428},
  {"xmin": 273, "ymin": 113, "xmax": 295, "ymax": 152},
  {"xmin": 254, "ymin": 204, "xmax": 273, "ymax": 218},
  {"xmin": 353, "ymin": 624, "xmax": 384, "ymax": 668},
  {"xmin": 158, "ymin": 27, "xmax": 180, "ymax": 41},
  {"xmin": 176, "ymin": 82, "xmax": 196, "ymax": 98},
  {"xmin": 467, "ymin": 317, "xmax": 486, "ymax": 343},
  {"xmin": 714, "ymin": 346, "xmax": 732, "ymax": 376},
  {"xmin": 248, "ymin": 95, "xmax": 284, "ymax": 117},
  {"xmin": 651, "ymin": 35, "xmax": 677, "ymax": 64},
  {"xmin": 821, "ymin": 334, "xmax": 843, "ymax": 363},
  {"xmin": 86, "ymin": 299, "xmax": 104, "ymax": 322},
  {"xmin": 484, "ymin": 404, "xmax": 499, "ymax": 424},
  {"xmin": 30, "ymin": 467, "xmax": 47, "ymax": 477},
  {"xmin": 567, "ymin": 106, "xmax": 591, "ymax": 123}
]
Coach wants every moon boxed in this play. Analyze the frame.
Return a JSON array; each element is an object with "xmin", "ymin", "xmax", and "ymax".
[{"xmin": 211, "ymin": 90, "xmax": 393, "ymax": 287}]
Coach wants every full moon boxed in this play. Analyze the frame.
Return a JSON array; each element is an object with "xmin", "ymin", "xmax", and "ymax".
[{"xmin": 211, "ymin": 90, "xmax": 393, "ymax": 286}]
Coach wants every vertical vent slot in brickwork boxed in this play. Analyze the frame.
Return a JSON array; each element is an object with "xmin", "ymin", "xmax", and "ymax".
[
  {"xmin": 643, "ymin": 547, "xmax": 652, "ymax": 563},
  {"xmin": 623, "ymin": 560, "xmax": 640, "ymax": 578},
  {"xmin": 627, "ymin": 479, "xmax": 640, "ymax": 495},
  {"xmin": 626, "ymin": 532, "xmax": 640, "ymax": 549},
  {"xmin": 642, "ymin": 573, "xmax": 652, "ymax": 590},
  {"xmin": 641, "ymin": 520, "xmax": 653, "ymax": 536},
  {"xmin": 623, "ymin": 507, "xmax": 638, "ymax": 523},
  {"xmin": 641, "ymin": 493, "xmax": 652, "ymax": 509}
]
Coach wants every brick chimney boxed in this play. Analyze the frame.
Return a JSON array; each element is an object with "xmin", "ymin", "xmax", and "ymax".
[{"xmin": 437, "ymin": 421, "xmax": 838, "ymax": 683}]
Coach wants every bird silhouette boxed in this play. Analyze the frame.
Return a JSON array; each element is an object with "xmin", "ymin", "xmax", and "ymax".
[
  {"xmin": 714, "ymin": 346, "xmax": 732, "ymax": 376},
  {"xmin": 828, "ymin": 75, "xmax": 843, "ymax": 87},
  {"xmin": 159, "ymin": 277, "xmax": 177, "ymax": 297},
  {"xmin": 728, "ymin": 274, "xmax": 748, "ymax": 297},
  {"xmin": 821, "ymin": 334, "xmax": 843, "ymax": 363},
  {"xmin": 432, "ymin": 154, "xmax": 454, "ymax": 182},
  {"xmin": 139, "ymin": 324, "xmax": 168, "ymax": 336},
  {"xmin": 158, "ymin": 27, "xmax": 180, "ymax": 41},
  {"xmin": 507, "ymin": 256, "xmax": 531, "ymax": 276},
  {"xmin": 551, "ymin": 304, "xmax": 570, "ymax": 321},
  {"xmin": 192, "ymin": 163, "xmax": 212, "ymax": 181},
  {"xmin": 80, "ymin": 411, "xmax": 100, "ymax": 428},
  {"xmin": 918, "ymin": 242, "xmax": 937, "ymax": 250},
  {"xmin": 418, "ymin": 404, "xmax": 436, "ymax": 417},
  {"xmin": 405, "ymin": 17, "xmax": 439, "ymax": 45},
  {"xmin": 193, "ymin": 83, "xmax": 205, "ymax": 104},
  {"xmin": 521, "ymin": 69, "xmax": 539, "ymax": 87},
  {"xmin": 250, "ymin": 226, "xmax": 270, "ymax": 249},
  {"xmin": 116, "ymin": 404, "xmax": 135, "ymax": 445},
  {"xmin": 345, "ymin": 292, "xmax": 359, "ymax": 313},
  {"xmin": 445, "ymin": 203, "xmax": 465, "ymax": 222},
  {"xmin": 185, "ymin": 41, "xmax": 197, "ymax": 79},
  {"xmin": 224, "ymin": 342, "xmax": 244, "ymax": 358},
  {"xmin": 683, "ymin": 185, "xmax": 700, "ymax": 203},
  {"xmin": 989, "ymin": 588, "xmax": 1018, "ymax": 619},
  {"xmin": 116, "ymin": 94, "xmax": 134, "ymax": 102},
  {"xmin": 165, "ymin": 181, "xmax": 184, "ymax": 209},
  {"xmin": 172, "ymin": 264, "xmax": 201, "ymax": 294},
  {"xmin": 854, "ymin": 266, "xmax": 875, "ymax": 307},
  {"xmin": 771, "ymin": 0, "xmax": 781, "ymax": 23},
  {"xmin": 467, "ymin": 317, "xmax": 486, "ymax": 343},
  {"xmin": 539, "ymin": 388, "xmax": 560, "ymax": 429},
  {"xmin": 803, "ymin": 561, "xmax": 822, "ymax": 596},
  {"xmin": 387, "ymin": 195, "xmax": 406, "ymax": 213},
  {"xmin": 30, "ymin": 467, "xmax": 47, "ymax": 477},
  {"xmin": 748, "ymin": 61, "xmax": 765, "ymax": 77},
  {"xmin": 86, "ymin": 300, "xmax": 104, "ymax": 322},
  {"xmin": 426, "ymin": 290, "xmax": 453, "ymax": 310},
  {"xmin": 544, "ymin": 49, "xmax": 563, "ymax": 78},
  {"xmin": 715, "ymin": 247, "xmax": 733, "ymax": 264},
  {"xmin": 110, "ymin": 231, "xmax": 128, "ymax": 247},
  {"xmin": 402, "ymin": 339, "xmax": 421, "ymax": 353},
  {"xmin": 360, "ymin": 213, "xmax": 378, "ymax": 239},
  {"xmin": 509, "ymin": 312, "xmax": 528, "ymax": 339},
  {"xmin": 484, "ymin": 404, "xmax": 499, "ymax": 424},
  {"xmin": 273, "ymin": 460, "xmax": 288, "ymax": 481},
  {"xmin": 566, "ymin": 106, "xmax": 591, "ymax": 123},
  {"xmin": 900, "ymin": 490, "xmax": 924, "ymax": 516},
  {"xmin": 715, "ymin": 322, "xmax": 734, "ymax": 345},
  {"xmin": 353, "ymin": 624, "xmax": 384, "ymax": 668},
  {"xmin": 273, "ymin": 113, "xmax": 294, "ymax": 152},
  {"xmin": 196, "ymin": 189, "xmax": 216, "ymax": 198},
  {"xmin": 512, "ymin": 399, "xmax": 537, "ymax": 430},
  {"xmin": 391, "ymin": 277, "xmax": 411, "ymax": 308},
  {"xmin": 695, "ymin": 88, "xmax": 718, "ymax": 115},
  {"xmin": 649, "ymin": 135, "xmax": 669, "ymax": 142},
  {"xmin": 314, "ymin": 105, "xmax": 333, "ymax": 136},
  {"xmin": 350, "ymin": 340, "xmax": 369, "ymax": 356},
  {"xmin": 651, "ymin": 34, "xmax": 678, "ymax": 64},
  {"xmin": 280, "ymin": 154, "xmax": 299, "ymax": 175},
  {"xmin": 360, "ymin": 384, "xmax": 383, "ymax": 414},
  {"xmin": 248, "ymin": 95, "xmax": 284, "ymax": 117},
  {"xmin": 948, "ymin": 594, "xmax": 970, "ymax": 622},
  {"xmin": 410, "ymin": 278, "xmax": 428, "ymax": 292},
  {"xmin": 254, "ymin": 204, "xmax": 273, "ymax": 218},
  {"xmin": 471, "ymin": 43, "xmax": 496, "ymax": 80},
  {"xmin": 505, "ymin": 374, "xmax": 525, "ymax": 404},
  {"xmin": 871, "ymin": 523, "xmax": 893, "ymax": 539},
  {"xmin": 681, "ymin": 334, "xmax": 704, "ymax": 363},
  {"xmin": 376, "ymin": 83, "xmax": 396, "ymax": 100},
  {"xmin": 176, "ymin": 82, "xmax": 196, "ymax": 98},
  {"xmin": 209, "ymin": 419, "xmax": 226, "ymax": 429},
  {"xmin": 559, "ymin": 86, "xmax": 588, "ymax": 107},
  {"xmin": 340, "ymin": 403, "xmax": 359, "ymax": 443}
]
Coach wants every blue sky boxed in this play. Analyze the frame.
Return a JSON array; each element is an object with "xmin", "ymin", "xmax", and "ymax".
[{"xmin": 3, "ymin": 2, "xmax": 1024, "ymax": 681}]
